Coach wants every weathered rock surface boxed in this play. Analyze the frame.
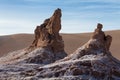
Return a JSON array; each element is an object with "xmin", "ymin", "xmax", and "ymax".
[{"xmin": 0, "ymin": 9, "xmax": 120, "ymax": 80}]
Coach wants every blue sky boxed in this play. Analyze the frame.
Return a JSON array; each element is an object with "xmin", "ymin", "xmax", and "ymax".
[{"xmin": 0, "ymin": 0, "xmax": 120, "ymax": 35}]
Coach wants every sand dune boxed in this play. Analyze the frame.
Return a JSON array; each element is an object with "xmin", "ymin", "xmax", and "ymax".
[{"xmin": 0, "ymin": 30, "xmax": 120, "ymax": 60}]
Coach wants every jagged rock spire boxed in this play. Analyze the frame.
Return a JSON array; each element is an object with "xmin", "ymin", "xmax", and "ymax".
[
  {"xmin": 29, "ymin": 8, "xmax": 65, "ymax": 54},
  {"xmin": 26, "ymin": 8, "xmax": 67, "ymax": 62},
  {"xmin": 46, "ymin": 8, "xmax": 62, "ymax": 34}
]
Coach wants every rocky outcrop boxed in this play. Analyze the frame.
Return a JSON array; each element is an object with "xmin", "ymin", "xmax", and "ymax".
[
  {"xmin": 0, "ymin": 9, "xmax": 119, "ymax": 80},
  {"xmin": 21, "ymin": 24, "xmax": 119, "ymax": 80},
  {"xmin": 0, "ymin": 8, "xmax": 67, "ymax": 65},
  {"xmin": 0, "ymin": 23, "xmax": 119, "ymax": 80},
  {"xmin": 24, "ymin": 24, "xmax": 119, "ymax": 80},
  {"xmin": 29, "ymin": 8, "xmax": 64, "ymax": 54}
]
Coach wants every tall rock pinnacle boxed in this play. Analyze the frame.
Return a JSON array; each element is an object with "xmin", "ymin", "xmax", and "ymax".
[{"xmin": 29, "ymin": 8, "xmax": 65, "ymax": 54}]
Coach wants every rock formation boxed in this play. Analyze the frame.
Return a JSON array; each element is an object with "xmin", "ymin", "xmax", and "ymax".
[
  {"xmin": 0, "ymin": 9, "xmax": 119, "ymax": 80},
  {"xmin": 91, "ymin": 23, "xmax": 112, "ymax": 51},
  {"xmin": 29, "ymin": 8, "xmax": 64, "ymax": 54},
  {"xmin": 26, "ymin": 8, "xmax": 67, "ymax": 62},
  {"xmin": 21, "ymin": 24, "xmax": 119, "ymax": 80},
  {"xmin": 0, "ymin": 8, "xmax": 67, "ymax": 65}
]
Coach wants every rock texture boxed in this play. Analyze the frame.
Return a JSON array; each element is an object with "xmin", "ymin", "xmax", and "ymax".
[{"xmin": 0, "ymin": 9, "xmax": 120, "ymax": 80}]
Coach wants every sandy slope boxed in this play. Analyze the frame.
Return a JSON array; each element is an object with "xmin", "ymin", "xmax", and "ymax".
[{"xmin": 0, "ymin": 30, "xmax": 120, "ymax": 59}]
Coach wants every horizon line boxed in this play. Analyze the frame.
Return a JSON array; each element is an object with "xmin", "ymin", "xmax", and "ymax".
[{"xmin": 0, "ymin": 29, "xmax": 119, "ymax": 36}]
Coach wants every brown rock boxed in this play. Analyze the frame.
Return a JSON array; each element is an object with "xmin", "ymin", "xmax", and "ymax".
[
  {"xmin": 91, "ymin": 23, "xmax": 112, "ymax": 51},
  {"xmin": 29, "ymin": 8, "xmax": 65, "ymax": 54},
  {"xmin": 91, "ymin": 23, "xmax": 105, "ymax": 42}
]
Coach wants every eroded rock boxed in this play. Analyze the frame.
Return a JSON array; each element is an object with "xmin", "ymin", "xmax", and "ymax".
[{"xmin": 29, "ymin": 8, "xmax": 65, "ymax": 54}]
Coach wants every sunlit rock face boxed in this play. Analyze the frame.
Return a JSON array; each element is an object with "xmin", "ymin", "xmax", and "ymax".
[{"xmin": 0, "ymin": 9, "xmax": 119, "ymax": 80}]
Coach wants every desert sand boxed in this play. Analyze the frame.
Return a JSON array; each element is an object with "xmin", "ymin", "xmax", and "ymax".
[{"xmin": 0, "ymin": 30, "xmax": 119, "ymax": 60}]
